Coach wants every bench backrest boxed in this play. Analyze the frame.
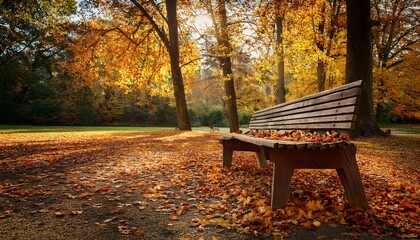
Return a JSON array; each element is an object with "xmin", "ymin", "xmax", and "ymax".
[{"xmin": 249, "ymin": 80, "xmax": 363, "ymax": 132}]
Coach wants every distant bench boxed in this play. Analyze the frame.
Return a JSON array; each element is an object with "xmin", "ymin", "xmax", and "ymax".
[{"xmin": 219, "ymin": 80, "xmax": 368, "ymax": 210}]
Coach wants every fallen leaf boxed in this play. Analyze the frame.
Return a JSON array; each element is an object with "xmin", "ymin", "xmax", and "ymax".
[
  {"xmin": 306, "ymin": 200, "xmax": 324, "ymax": 212},
  {"xmin": 104, "ymin": 217, "xmax": 118, "ymax": 223},
  {"xmin": 302, "ymin": 221, "xmax": 313, "ymax": 229},
  {"xmin": 70, "ymin": 211, "xmax": 83, "ymax": 215},
  {"xmin": 79, "ymin": 193, "xmax": 93, "ymax": 199},
  {"xmin": 134, "ymin": 229, "xmax": 144, "ymax": 236},
  {"xmin": 118, "ymin": 225, "xmax": 131, "ymax": 235},
  {"xmin": 191, "ymin": 218, "xmax": 201, "ymax": 227},
  {"xmin": 54, "ymin": 212, "xmax": 66, "ymax": 217},
  {"xmin": 96, "ymin": 186, "xmax": 110, "ymax": 193},
  {"xmin": 313, "ymin": 220, "xmax": 321, "ymax": 227},
  {"xmin": 133, "ymin": 201, "xmax": 148, "ymax": 206},
  {"xmin": 111, "ymin": 209, "xmax": 124, "ymax": 214},
  {"xmin": 0, "ymin": 210, "xmax": 13, "ymax": 218}
]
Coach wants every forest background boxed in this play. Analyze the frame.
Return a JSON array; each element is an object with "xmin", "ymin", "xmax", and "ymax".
[{"xmin": 0, "ymin": 0, "xmax": 418, "ymax": 128}]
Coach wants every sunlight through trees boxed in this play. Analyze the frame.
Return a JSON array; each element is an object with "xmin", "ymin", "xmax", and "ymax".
[{"xmin": 1, "ymin": 0, "xmax": 418, "ymax": 129}]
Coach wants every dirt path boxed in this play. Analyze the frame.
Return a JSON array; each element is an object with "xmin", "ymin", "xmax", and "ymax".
[{"xmin": 0, "ymin": 130, "xmax": 419, "ymax": 239}]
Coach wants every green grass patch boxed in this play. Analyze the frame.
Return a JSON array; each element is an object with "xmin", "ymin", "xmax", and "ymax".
[
  {"xmin": 0, "ymin": 125, "xmax": 176, "ymax": 134},
  {"xmin": 0, "ymin": 125, "xmax": 250, "ymax": 134},
  {"xmin": 379, "ymin": 123, "xmax": 420, "ymax": 134}
]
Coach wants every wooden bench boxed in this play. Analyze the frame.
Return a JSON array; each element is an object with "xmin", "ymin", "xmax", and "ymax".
[{"xmin": 219, "ymin": 80, "xmax": 368, "ymax": 210}]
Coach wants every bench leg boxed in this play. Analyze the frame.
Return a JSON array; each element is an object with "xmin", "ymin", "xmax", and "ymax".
[
  {"xmin": 336, "ymin": 144, "xmax": 369, "ymax": 209},
  {"xmin": 256, "ymin": 146, "xmax": 269, "ymax": 169},
  {"xmin": 222, "ymin": 144, "xmax": 233, "ymax": 167},
  {"xmin": 271, "ymin": 159, "xmax": 294, "ymax": 210}
]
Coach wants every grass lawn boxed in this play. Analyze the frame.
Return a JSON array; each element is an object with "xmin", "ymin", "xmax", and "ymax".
[
  {"xmin": 0, "ymin": 125, "xmax": 249, "ymax": 134},
  {"xmin": 379, "ymin": 123, "xmax": 420, "ymax": 134},
  {"xmin": 0, "ymin": 125, "xmax": 175, "ymax": 133}
]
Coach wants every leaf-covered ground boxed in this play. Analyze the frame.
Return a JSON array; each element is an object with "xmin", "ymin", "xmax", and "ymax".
[{"xmin": 0, "ymin": 129, "xmax": 419, "ymax": 239}]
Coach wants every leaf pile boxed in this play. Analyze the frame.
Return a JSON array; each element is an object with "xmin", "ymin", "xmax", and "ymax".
[
  {"xmin": 0, "ymin": 130, "xmax": 419, "ymax": 239},
  {"xmin": 245, "ymin": 130, "xmax": 350, "ymax": 144}
]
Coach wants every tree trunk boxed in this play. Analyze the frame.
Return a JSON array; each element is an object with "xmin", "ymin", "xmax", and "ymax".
[
  {"xmin": 216, "ymin": 0, "xmax": 239, "ymax": 133},
  {"xmin": 316, "ymin": 1, "xmax": 326, "ymax": 92},
  {"xmin": 275, "ymin": 14, "xmax": 286, "ymax": 104},
  {"xmin": 166, "ymin": 0, "xmax": 191, "ymax": 130},
  {"xmin": 346, "ymin": 0, "xmax": 383, "ymax": 136},
  {"xmin": 317, "ymin": 60, "xmax": 326, "ymax": 92}
]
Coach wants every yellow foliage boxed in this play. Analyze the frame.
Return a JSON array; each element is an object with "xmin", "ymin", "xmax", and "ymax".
[
  {"xmin": 61, "ymin": 15, "xmax": 200, "ymax": 106},
  {"xmin": 373, "ymin": 48, "xmax": 420, "ymax": 120},
  {"xmin": 252, "ymin": 0, "xmax": 347, "ymax": 103}
]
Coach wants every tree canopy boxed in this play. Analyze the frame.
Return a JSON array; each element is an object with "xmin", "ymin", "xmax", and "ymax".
[{"xmin": 1, "ymin": 0, "xmax": 418, "ymax": 128}]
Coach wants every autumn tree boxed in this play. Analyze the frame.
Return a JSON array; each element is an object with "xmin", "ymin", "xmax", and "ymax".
[
  {"xmin": 272, "ymin": 0, "xmax": 287, "ymax": 104},
  {"xmin": 202, "ymin": 0, "xmax": 240, "ymax": 132},
  {"xmin": 371, "ymin": 0, "xmax": 419, "ymax": 121},
  {"xmin": 254, "ymin": 1, "xmax": 348, "ymax": 102},
  {"xmin": 253, "ymin": 0, "xmax": 291, "ymax": 104},
  {"xmin": 61, "ymin": 1, "xmax": 201, "ymax": 125},
  {"xmin": 201, "ymin": 0, "xmax": 239, "ymax": 132},
  {"xmin": 279, "ymin": 0, "xmax": 346, "ymax": 95},
  {"xmin": 345, "ymin": 0, "xmax": 383, "ymax": 136},
  {"xmin": 77, "ymin": 0, "xmax": 193, "ymax": 129},
  {"xmin": 128, "ymin": 0, "xmax": 191, "ymax": 130},
  {"xmin": 312, "ymin": 0, "xmax": 346, "ymax": 92},
  {"xmin": 0, "ymin": 0, "xmax": 77, "ymax": 65},
  {"xmin": 273, "ymin": 0, "xmax": 287, "ymax": 104},
  {"xmin": 371, "ymin": 0, "xmax": 419, "ymax": 69},
  {"xmin": 382, "ymin": 43, "xmax": 420, "ymax": 121},
  {"xmin": 0, "ymin": 0, "xmax": 77, "ymax": 124}
]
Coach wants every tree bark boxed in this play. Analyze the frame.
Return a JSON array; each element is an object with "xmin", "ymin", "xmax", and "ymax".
[
  {"xmin": 275, "ymin": 13, "xmax": 286, "ymax": 104},
  {"xmin": 317, "ymin": 60, "xmax": 326, "ymax": 92},
  {"xmin": 316, "ymin": 1, "xmax": 327, "ymax": 92},
  {"xmin": 216, "ymin": 0, "xmax": 239, "ymax": 133},
  {"xmin": 346, "ymin": 0, "xmax": 383, "ymax": 136},
  {"xmin": 166, "ymin": 0, "xmax": 191, "ymax": 130}
]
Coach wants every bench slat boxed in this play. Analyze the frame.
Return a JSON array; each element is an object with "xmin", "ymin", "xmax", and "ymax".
[
  {"xmin": 250, "ymin": 107, "xmax": 357, "ymax": 124},
  {"xmin": 223, "ymin": 134, "xmax": 279, "ymax": 148},
  {"xmin": 253, "ymin": 80, "xmax": 362, "ymax": 116},
  {"xmin": 253, "ymin": 88, "xmax": 361, "ymax": 119},
  {"xmin": 251, "ymin": 97, "xmax": 359, "ymax": 122},
  {"xmin": 250, "ymin": 114, "xmax": 355, "ymax": 128},
  {"xmin": 250, "ymin": 122, "xmax": 354, "ymax": 130}
]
